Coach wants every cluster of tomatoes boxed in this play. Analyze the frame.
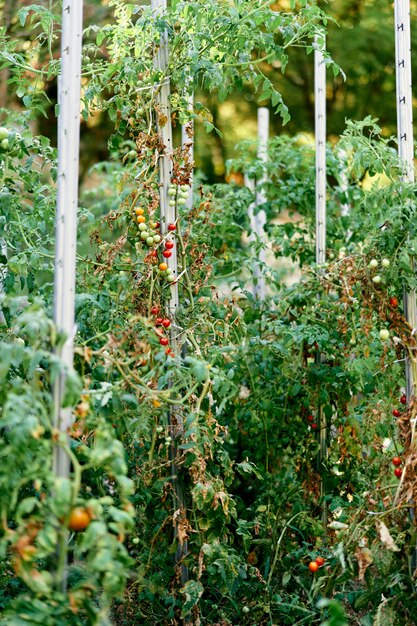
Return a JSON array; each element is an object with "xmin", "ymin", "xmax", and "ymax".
[
  {"xmin": 134, "ymin": 207, "xmax": 161, "ymax": 248},
  {"xmin": 308, "ymin": 556, "xmax": 325, "ymax": 573},
  {"xmin": 150, "ymin": 305, "xmax": 174, "ymax": 355},
  {"xmin": 307, "ymin": 414, "xmax": 318, "ymax": 430}
]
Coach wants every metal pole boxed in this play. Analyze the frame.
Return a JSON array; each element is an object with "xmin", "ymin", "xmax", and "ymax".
[
  {"xmin": 315, "ymin": 34, "xmax": 327, "ymax": 524},
  {"xmin": 394, "ymin": 0, "xmax": 417, "ymax": 401},
  {"xmin": 53, "ymin": 0, "xmax": 83, "ymax": 476},
  {"xmin": 152, "ymin": 0, "xmax": 188, "ymax": 584},
  {"xmin": 53, "ymin": 0, "xmax": 83, "ymax": 589},
  {"xmin": 249, "ymin": 107, "xmax": 268, "ymax": 299}
]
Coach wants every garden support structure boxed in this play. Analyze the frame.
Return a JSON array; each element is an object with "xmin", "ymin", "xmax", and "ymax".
[
  {"xmin": 314, "ymin": 34, "xmax": 327, "ymax": 524},
  {"xmin": 394, "ymin": 0, "xmax": 417, "ymax": 574},
  {"xmin": 246, "ymin": 108, "xmax": 268, "ymax": 298},
  {"xmin": 52, "ymin": 0, "xmax": 83, "ymax": 589},
  {"xmin": 394, "ymin": 0, "xmax": 417, "ymax": 402},
  {"xmin": 152, "ymin": 0, "xmax": 188, "ymax": 585}
]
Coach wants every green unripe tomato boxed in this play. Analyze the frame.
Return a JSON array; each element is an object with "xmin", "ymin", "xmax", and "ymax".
[
  {"xmin": 132, "ymin": 537, "xmax": 140, "ymax": 545},
  {"xmin": 146, "ymin": 237, "xmax": 154, "ymax": 246},
  {"xmin": 0, "ymin": 139, "xmax": 9, "ymax": 150},
  {"xmin": 181, "ymin": 190, "xmax": 189, "ymax": 198},
  {"xmin": 140, "ymin": 231, "xmax": 149, "ymax": 240},
  {"xmin": 149, "ymin": 221, "xmax": 157, "ymax": 229},
  {"xmin": 177, "ymin": 198, "xmax": 186, "ymax": 206},
  {"xmin": 169, "ymin": 200, "xmax": 176, "ymax": 207},
  {"xmin": 368, "ymin": 259, "xmax": 378, "ymax": 269},
  {"xmin": 153, "ymin": 235, "xmax": 161, "ymax": 243},
  {"xmin": 168, "ymin": 188, "xmax": 176, "ymax": 197},
  {"xmin": 138, "ymin": 223, "xmax": 147, "ymax": 231},
  {"xmin": 379, "ymin": 328, "xmax": 390, "ymax": 341},
  {"xmin": 180, "ymin": 185, "xmax": 189, "ymax": 192},
  {"xmin": 372, "ymin": 275, "xmax": 381, "ymax": 284},
  {"xmin": 0, "ymin": 127, "xmax": 8, "ymax": 141},
  {"xmin": 156, "ymin": 425, "xmax": 164, "ymax": 433},
  {"xmin": 166, "ymin": 274, "xmax": 176, "ymax": 282},
  {"xmin": 242, "ymin": 606, "xmax": 250, "ymax": 614},
  {"xmin": 381, "ymin": 258, "xmax": 390, "ymax": 268}
]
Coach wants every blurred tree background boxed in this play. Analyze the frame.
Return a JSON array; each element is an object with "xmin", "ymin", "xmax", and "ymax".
[{"xmin": 1, "ymin": 0, "xmax": 416, "ymax": 182}]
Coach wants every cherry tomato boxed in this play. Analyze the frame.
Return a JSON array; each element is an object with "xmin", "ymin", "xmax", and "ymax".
[
  {"xmin": 135, "ymin": 207, "xmax": 144, "ymax": 216},
  {"xmin": 308, "ymin": 561, "xmax": 319, "ymax": 573},
  {"xmin": 159, "ymin": 262, "xmax": 168, "ymax": 271},
  {"xmin": 162, "ymin": 250, "xmax": 172, "ymax": 258},
  {"xmin": 165, "ymin": 348, "xmax": 172, "ymax": 356},
  {"xmin": 137, "ymin": 215, "xmax": 146, "ymax": 224},
  {"xmin": 165, "ymin": 241, "xmax": 174, "ymax": 250},
  {"xmin": 315, "ymin": 556, "xmax": 325, "ymax": 567},
  {"xmin": 155, "ymin": 222, "xmax": 160, "ymax": 229},
  {"xmin": 393, "ymin": 409, "xmax": 401, "ymax": 418},
  {"xmin": 311, "ymin": 423, "xmax": 318, "ymax": 430},
  {"xmin": 68, "ymin": 507, "xmax": 91, "ymax": 532},
  {"xmin": 162, "ymin": 319, "xmax": 171, "ymax": 328},
  {"xmin": 400, "ymin": 395, "xmax": 407, "ymax": 405},
  {"xmin": 155, "ymin": 317, "xmax": 163, "ymax": 325},
  {"xmin": 150, "ymin": 250, "xmax": 158, "ymax": 258},
  {"xmin": 160, "ymin": 337, "xmax": 169, "ymax": 347},
  {"xmin": 150, "ymin": 306, "xmax": 159, "ymax": 315},
  {"xmin": 168, "ymin": 223, "xmax": 176, "ymax": 231},
  {"xmin": 394, "ymin": 467, "xmax": 403, "ymax": 478},
  {"xmin": 389, "ymin": 296, "xmax": 399, "ymax": 308},
  {"xmin": 392, "ymin": 456, "xmax": 402, "ymax": 466},
  {"xmin": 307, "ymin": 415, "xmax": 314, "ymax": 423}
]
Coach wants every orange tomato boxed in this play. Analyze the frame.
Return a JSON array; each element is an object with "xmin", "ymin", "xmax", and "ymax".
[
  {"xmin": 308, "ymin": 561, "xmax": 319, "ymax": 573},
  {"xmin": 68, "ymin": 507, "xmax": 91, "ymax": 532},
  {"xmin": 159, "ymin": 262, "xmax": 168, "ymax": 271},
  {"xmin": 137, "ymin": 215, "xmax": 146, "ymax": 223},
  {"xmin": 135, "ymin": 207, "xmax": 144, "ymax": 215}
]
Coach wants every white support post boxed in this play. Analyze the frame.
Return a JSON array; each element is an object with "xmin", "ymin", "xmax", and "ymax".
[
  {"xmin": 394, "ymin": 0, "xmax": 417, "ymax": 402},
  {"xmin": 52, "ymin": 0, "xmax": 83, "ymax": 590},
  {"xmin": 315, "ymin": 34, "xmax": 327, "ymax": 523},
  {"xmin": 53, "ymin": 1, "xmax": 83, "ymax": 477},
  {"xmin": 248, "ymin": 107, "xmax": 268, "ymax": 298},
  {"xmin": 152, "ymin": 0, "xmax": 178, "ymax": 320},
  {"xmin": 181, "ymin": 93, "xmax": 194, "ymax": 211},
  {"xmin": 315, "ymin": 38, "xmax": 326, "ymax": 267},
  {"xmin": 152, "ymin": 0, "xmax": 188, "ymax": 584}
]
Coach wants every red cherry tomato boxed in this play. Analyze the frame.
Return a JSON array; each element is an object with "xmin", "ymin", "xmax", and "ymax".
[
  {"xmin": 311, "ymin": 423, "xmax": 318, "ymax": 430},
  {"xmin": 155, "ymin": 317, "xmax": 163, "ymax": 325},
  {"xmin": 150, "ymin": 306, "xmax": 159, "ymax": 315},
  {"xmin": 393, "ymin": 409, "xmax": 401, "ymax": 418},
  {"xmin": 400, "ymin": 395, "xmax": 407, "ymax": 405},
  {"xmin": 168, "ymin": 223, "xmax": 176, "ymax": 231},
  {"xmin": 308, "ymin": 561, "xmax": 319, "ymax": 573},
  {"xmin": 162, "ymin": 250, "xmax": 172, "ymax": 258},
  {"xmin": 389, "ymin": 296, "xmax": 399, "ymax": 308},
  {"xmin": 315, "ymin": 556, "xmax": 325, "ymax": 567},
  {"xmin": 394, "ymin": 467, "xmax": 403, "ymax": 478},
  {"xmin": 165, "ymin": 348, "xmax": 172, "ymax": 355},
  {"xmin": 162, "ymin": 319, "xmax": 171, "ymax": 328},
  {"xmin": 160, "ymin": 337, "xmax": 169, "ymax": 347},
  {"xmin": 392, "ymin": 456, "xmax": 402, "ymax": 466},
  {"xmin": 307, "ymin": 415, "xmax": 314, "ymax": 423},
  {"xmin": 165, "ymin": 241, "xmax": 174, "ymax": 250},
  {"xmin": 155, "ymin": 222, "xmax": 160, "ymax": 229}
]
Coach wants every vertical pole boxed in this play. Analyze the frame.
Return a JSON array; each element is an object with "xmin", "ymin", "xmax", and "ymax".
[
  {"xmin": 248, "ymin": 107, "xmax": 268, "ymax": 299},
  {"xmin": 315, "ymin": 34, "xmax": 327, "ymax": 524},
  {"xmin": 394, "ymin": 0, "xmax": 417, "ymax": 402},
  {"xmin": 152, "ymin": 0, "xmax": 188, "ymax": 585},
  {"xmin": 53, "ymin": 0, "xmax": 83, "ymax": 589}
]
